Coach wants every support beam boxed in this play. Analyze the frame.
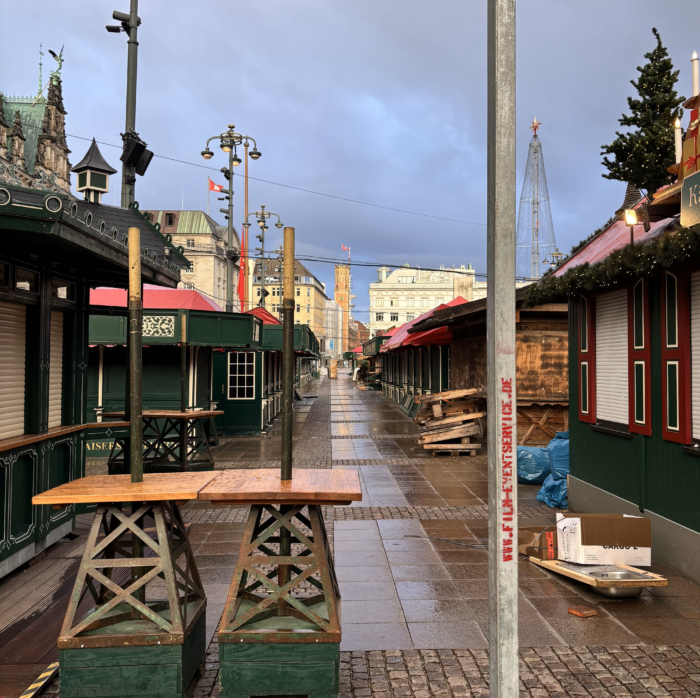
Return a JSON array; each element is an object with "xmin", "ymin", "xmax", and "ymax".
[
  {"xmin": 128, "ymin": 226, "xmax": 143, "ymax": 483},
  {"xmin": 281, "ymin": 227, "xmax": 295, "ymax": 480},
  {"xmin": 487, "ymin": 0, "xmax": 519, "ymax": 695}
]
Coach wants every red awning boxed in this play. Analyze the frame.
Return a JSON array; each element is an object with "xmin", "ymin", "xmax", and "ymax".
[
  {"xmin": 352, "ymin": 346, "xmax": 363, "ymax": 353},
  {"xmin": 403, "ymin": 326, "xmax": 452, "ymax": 347},
  {"xmin": 244, "ymin": 307, "xmax": 282, "ymax": 324},
  {"xmin": 90, "ymin": 285, "xmax": 223, "ymax": 311},
  {"xmin": 379, "ymin": 297, "xmax": 467, "ymax": 352}
]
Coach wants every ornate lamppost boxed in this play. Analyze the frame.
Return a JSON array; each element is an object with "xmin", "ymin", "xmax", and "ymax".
[
  {"xmin": 201, "ymin": 125, "xmax": 261, "ymax": 312},
  {"xmin": 243, "ymin": 205, "xmax": 283, "ymax": 309}
]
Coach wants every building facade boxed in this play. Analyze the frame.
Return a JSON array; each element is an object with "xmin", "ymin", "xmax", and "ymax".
[
  {"xmin": 252, "ymin": 259, "xmax": 328, "ymax": 350},
  {"xmin": 1, "ymin": 51, "xmax": 72, "ymax": 193},
  {"xmin": 324, "ymin": 299, "xmax": 344, "ymax": 359},
  {"xmin": 143, "ymin": 210, "xmax": 239, "ymax": 311}
]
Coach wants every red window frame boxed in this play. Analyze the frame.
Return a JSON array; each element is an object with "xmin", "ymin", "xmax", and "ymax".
[
  {"xmin": 578, "ymin": 295, "xmax": 596, "ymax": 424},
  {"xmin": 660, "ymin": 271, "xmax": 692, "ymax": 443},
  {"xmin": 628, "ymin": 279, "xmax": 651, "ymax": 435}
]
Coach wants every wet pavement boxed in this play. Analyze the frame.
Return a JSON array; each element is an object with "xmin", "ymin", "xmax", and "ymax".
[{"xmin": 7, "ymin": 370, "xmax": 700, "ymax": 698}]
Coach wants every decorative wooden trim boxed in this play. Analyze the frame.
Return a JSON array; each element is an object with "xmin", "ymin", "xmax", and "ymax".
[
  {"xmin": 661, "ymin": 271, "xmax": 692, "ymax": 444},
  {"xmin": 628, "ymin": 280, "xmax": 652, "ymax": 436}
]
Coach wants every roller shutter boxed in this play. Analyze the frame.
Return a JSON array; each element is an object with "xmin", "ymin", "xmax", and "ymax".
[
  {"xmin": 0, "ymin": 301, "xmax": 26, "ymax": 439},
  {"xmin": 48, "ymin": 310, "xmax": 64, "ymax": 428},
  {"xmin": 595, "ymin": 289, "xmax": 628, "ymax": 425},
  {"xmin": 691, "ymin": 272, "xmax": 700, "ymax": 440}
]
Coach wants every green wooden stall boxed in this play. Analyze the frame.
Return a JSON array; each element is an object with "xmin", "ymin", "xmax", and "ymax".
[{"xmin": 0, "ymin": 184, "xmax": 188, "ymax": 579}]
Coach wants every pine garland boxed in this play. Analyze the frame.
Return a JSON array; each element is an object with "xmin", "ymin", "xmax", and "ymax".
[{"xmin": 524, "ymin": 223, "xmax": 699, "ymax": 307}]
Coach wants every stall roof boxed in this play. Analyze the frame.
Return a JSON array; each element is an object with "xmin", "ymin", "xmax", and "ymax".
[
  {"xmin": 553, "ymin": 214, "xmax": 678, "ymax": 277},
  {"xmin": 90, "ymin": 286, "xmax": 222, "ymax": 311},
  {"xmin": 245, "ymin": 307, "xmax": 281, "ymax": 324},
  {"xmin": 380, "ymin": 297, "xmax": 467, "ymax": 352}
]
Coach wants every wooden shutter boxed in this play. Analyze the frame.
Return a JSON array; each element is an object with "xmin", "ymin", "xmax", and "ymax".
[
  {"xmin": 690, "ymin": 272, "xmax": 700, "ymax": 440},
  {"xmin": 48, "ymin": 310, "xmax": 64, "ymax": 428},
  {"xmin": 0, "ymin": 301, "xmax": 26, "ymax": 439},
  {"xmin": 595, "ymin": 290, "xmax": 628, "ymax": 426}
]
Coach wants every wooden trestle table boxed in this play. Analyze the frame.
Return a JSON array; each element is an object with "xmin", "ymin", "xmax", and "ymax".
[
  {"xmin": 32, "ymin": 468, "xmax": 362, "ymax": 698},
  {"xmin": 101, "ymin": 410, "xmax": 224, "ymax": 473}
]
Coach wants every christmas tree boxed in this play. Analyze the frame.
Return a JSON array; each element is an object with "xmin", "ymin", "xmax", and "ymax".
[{"xmin": 601, "ymin": 28, "xmax": 684, "ymax": 196}]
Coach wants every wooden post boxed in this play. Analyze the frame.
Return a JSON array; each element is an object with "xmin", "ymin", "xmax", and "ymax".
[
  {"xmin": 180, "ymin": 313, "xmax": 188, "ymax": 465},
  {"xmin": 128, "ymin": 226, "xmax": 143, "ymax": 483},
  {"xmin": 281, "ymin": 227, "xmax": 295, "ymax": 481}
]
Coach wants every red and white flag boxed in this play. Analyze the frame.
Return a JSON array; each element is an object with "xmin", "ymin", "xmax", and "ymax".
[
  {"xmin": 208, "ymin": 178, "xmax": 224, "ymax": 192},
  {"xmin": 341, "ymin": 244, "xmax": 350, "ymax": 251}
]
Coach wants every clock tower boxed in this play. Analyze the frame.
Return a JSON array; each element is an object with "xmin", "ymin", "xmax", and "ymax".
[{"xmin": 334, "ymin": 264, "xmax": 351, "ymax": 353}]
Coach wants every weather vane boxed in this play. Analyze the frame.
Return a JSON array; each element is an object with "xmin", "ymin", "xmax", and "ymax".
[{"xmin": 530, "ymin": 117, "xmax": 541, "ymax": 136}]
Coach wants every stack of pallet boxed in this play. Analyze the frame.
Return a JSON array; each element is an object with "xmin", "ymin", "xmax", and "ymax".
[{"xmin": 414, "ymin": 388, "xmax": 484, "ymax": 457}]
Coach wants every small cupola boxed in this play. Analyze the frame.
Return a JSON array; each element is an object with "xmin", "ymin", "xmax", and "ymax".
[{"xmin": 71, "ymin": 138, "xmax": 117, "ymax": 203}]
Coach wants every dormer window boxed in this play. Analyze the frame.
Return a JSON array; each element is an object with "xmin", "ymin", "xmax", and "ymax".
[{"xmin": 166, "ymin": 213, "xmax": 176, "ymax": 227}]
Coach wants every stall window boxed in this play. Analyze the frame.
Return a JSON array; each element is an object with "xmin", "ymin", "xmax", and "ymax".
[
  {"xmin": 228, "ymin": 351, "xmax": 255, "ymax": 399},
  {"xmin": 628, "ymin": 279, "xmax": 651, "ymax": 435},
  {"xmin": 578, "ymin": 295, "xmax": 595, "ymax": 424},
  {"xmin": 661, "ymin": 271, "xmax": 691, "ymax": 443}
]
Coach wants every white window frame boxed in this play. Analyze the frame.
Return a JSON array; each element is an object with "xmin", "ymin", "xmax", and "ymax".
[
  {"xmin": 228, "ymin": 351, "xmax": 255, "ymax": 400},
  {"xmin": 666, "ymin": 272, "xmax": 679, "ymax": 349},
  {"xmin": 667, "ymin": 360, "xmax": 680, "ymax": 432},
  {"xmin": 634, "ymin": 360, "xmax": 646, "ymax": 425},
  {"xmin": 580, "ymin": 361, "xmax": 589, "ymax": 415}
]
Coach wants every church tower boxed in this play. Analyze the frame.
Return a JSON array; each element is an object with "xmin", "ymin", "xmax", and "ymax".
[{"xmin": 334, "ymin": 264, "xmax": 351, "ymax": 354}]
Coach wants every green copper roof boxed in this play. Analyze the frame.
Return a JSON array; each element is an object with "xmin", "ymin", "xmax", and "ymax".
[{"xmin": 2, "ymin": 96, "xmax": 47, "ymax": 174}]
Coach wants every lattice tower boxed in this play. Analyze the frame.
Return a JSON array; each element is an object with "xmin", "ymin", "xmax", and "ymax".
[{"xmin": 516, "ymin": 118, "xmax": 557, "ymax": 280}]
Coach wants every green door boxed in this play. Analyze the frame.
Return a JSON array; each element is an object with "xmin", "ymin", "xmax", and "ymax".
[{"xmin": 213, "ymin": 351, "xmax": 226, "ymax": 432}]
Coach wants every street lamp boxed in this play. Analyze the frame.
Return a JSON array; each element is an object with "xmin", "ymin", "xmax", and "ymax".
[
  {"xmin": 243, "ymin": 205, "xmax": 283, "ymax": 309},
  {"xmin": 543, "ymin": 248, "xmax": 565, "ymax": 269},
  {"xmin": 624, "ymin": 208, "xmax": 638, "ymax": 248},
  {"xmin": 201, "ymin": 125, "xmax": 261, "ymax": 313}
]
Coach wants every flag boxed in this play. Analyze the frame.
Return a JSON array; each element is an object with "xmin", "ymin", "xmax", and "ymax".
[
  {"xmin": 208, "ymin": 178, "xmax": 224, "ymax": 192},
  {"xmin": 341, "ymin": 244, "xmax": 350, "ymax": 251}
]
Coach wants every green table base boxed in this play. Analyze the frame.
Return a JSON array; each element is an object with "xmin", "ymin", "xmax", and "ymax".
[
  {"xmin": 218, "ymin": 504, "xmax": 341, "ymax": 698},
  {"xmin": 59, "ymin": 611, "xmax": 206, "ymax": 698},
  {"xmin": 57, "ymin": 501, "xmax": 207, "ymax": 698}
]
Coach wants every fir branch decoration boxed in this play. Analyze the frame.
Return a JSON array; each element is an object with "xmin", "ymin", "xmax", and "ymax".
[
  {"xmin": 601, "ymin": 28, "xmax": 684, "ymax": 196},
  {"xmin": 524, "ymin": 223, "xmax": 698, "ymax": 307}
]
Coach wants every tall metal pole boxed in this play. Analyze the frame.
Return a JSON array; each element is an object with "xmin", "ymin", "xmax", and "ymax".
[
  {"xmin": 121, "ymin": 0, "xmax": 139, "ymax": 208},
  {"xmin": 258, "ymin": 225, "xmax": 266, "ymax": 309},
  {"xmin": 128, "ymin": 226, "xmax": 143, "ymax": 482},
  {"xmin": 226, "ymin": 148, "xmax": 234, "ymax": 313},
  {"xmin": 244, "ymin": 142, "xmax": 249, "ymax": 311},
  {"xmin": 487, "ymin": 0, "xmax": 518, "ymax": 696},
  {"xmin": 281, "ymin": 227, "xmax": 295, "ymax": 480}
]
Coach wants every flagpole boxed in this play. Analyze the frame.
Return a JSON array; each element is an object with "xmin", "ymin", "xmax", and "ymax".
[{"xmin": 207, "ymin": 180, "xmax": 210, "ymax": 217}]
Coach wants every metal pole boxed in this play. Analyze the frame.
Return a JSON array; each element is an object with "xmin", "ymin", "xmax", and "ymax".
[
  {"xmin": 128, "ymin": 227, "xmax": 144, "ymax": 483},
  {"xmin": 259, "ymin": 226, "xmax": 266, "ymax": 309},
  {"xmin": 226, "ymin": 148, "xmax": 234, "ymax": 313},
  {"xmin": 121, "ymin": 0, "xmax": 139, "ymax": 208},
  {"xmin": 180, "ymin": 314, "xmax": 188, "ymax": 465},
  {"xmin": 281, "ymin": 227, "xmax": 295, "ymax": 480},
  {"xmin": 487, "ymin": 0, "xmax": 518, "ymax": 695},
  {"xmin": 244, "ymin": 143, "xmax": 249, "ymax": 311}
]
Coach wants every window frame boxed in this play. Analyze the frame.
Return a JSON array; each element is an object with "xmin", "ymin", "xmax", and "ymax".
[
  {"xmin": 227, "ymin": 351, "xmax": 255, "ymax": 400},
  {"xmin": 578, "ymin": 294, "xmax": 596, "ymax": 424},
  {"xmin": 661, "ymin": 271, "xmax": 692, "ymax": 443},
  {"xmin": 628, "ymin": 279, "xmax": 651, "ymax": 435}
]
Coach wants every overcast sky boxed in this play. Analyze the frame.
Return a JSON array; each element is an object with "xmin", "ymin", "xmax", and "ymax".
[{"xmin": 2, "ymin": 1, "xmax": 698, "ymax": 320}]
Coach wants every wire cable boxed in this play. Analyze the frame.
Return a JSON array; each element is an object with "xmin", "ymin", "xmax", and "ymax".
[{"xmin": 66, "ymin": 133, "xmax": 486, "ymax": 227}]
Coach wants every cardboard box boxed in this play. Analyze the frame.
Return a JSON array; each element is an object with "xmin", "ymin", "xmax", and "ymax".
[
  {"xmin": 518, "ymin": 526, "xmax": 558, "ymax": 560},
  {"xmin": 556, "ymin": 513, "xmax": 651, "ymax": 566}
]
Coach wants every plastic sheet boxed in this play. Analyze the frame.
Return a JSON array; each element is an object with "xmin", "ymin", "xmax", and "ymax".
[{"xmin": 517, "ymin": 446, "xmax": 549, "ymax": 485}]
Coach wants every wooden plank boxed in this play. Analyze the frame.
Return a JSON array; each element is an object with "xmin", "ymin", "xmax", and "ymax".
[
  {"xmin": 32, "ymin": 472, "xmax": 221, "ymax": 506},
  {"xmin": 528, "ymin": 558, "xmax": 668, "ymax": 588},
  {"xmin": 220, "ymin": 643, "xmax": 339, "ymax": 662},
  {"xmin": 415, "ymin": 388, "xmax": 479, "ymax": 405},
  {"xmin": 424, "ymin": 443, "xmax": 481, "ymax": 450},
  {"xmin": 518, "ymin": 407, "xmax": 556, "ymax": 442},
  {"xmin": 0, "ymin": 424, "xmax": 86, "ymax": 454},
  {"xmin": 419, "ymin": 412, "xmax": 485, "ymax": 429},
  {"xmin": 198, "ymin": 469, "xmax": 362, "ymax": 504},
  {"xmin": 102, "ymin": 410, "xmax": 223, "ymax": 419},
  {"xmin": 58, "ymin": 663, "xmax": 181, "ymax": 697},
  {"xmin": 431, "ymin": 403, "xmax": 443, "ymax": 418},
  {"xmin": 419, "ymin": 425, "xmax": 480, "ymax": 444},
  {"xmin": 220, "ymin": 661, "xmax": 338, "ymax": 694}
]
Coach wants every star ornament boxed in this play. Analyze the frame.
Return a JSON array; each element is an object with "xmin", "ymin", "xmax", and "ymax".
[{"xmin": 530, "ymin": 117, "xmax": 542, "ymax": 136}]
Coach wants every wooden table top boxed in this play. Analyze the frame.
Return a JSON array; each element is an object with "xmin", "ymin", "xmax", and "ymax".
[
  {"xmin": 198, "ymin": 469, "xmax": 362, "ymax": 505},
  {"xmin": 102, "ymin": 410, "xmax": 224, "ymax": 420},
  {"xmin": 32, "ymin": 472, "xmax": 220, "ymax": 506}
]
